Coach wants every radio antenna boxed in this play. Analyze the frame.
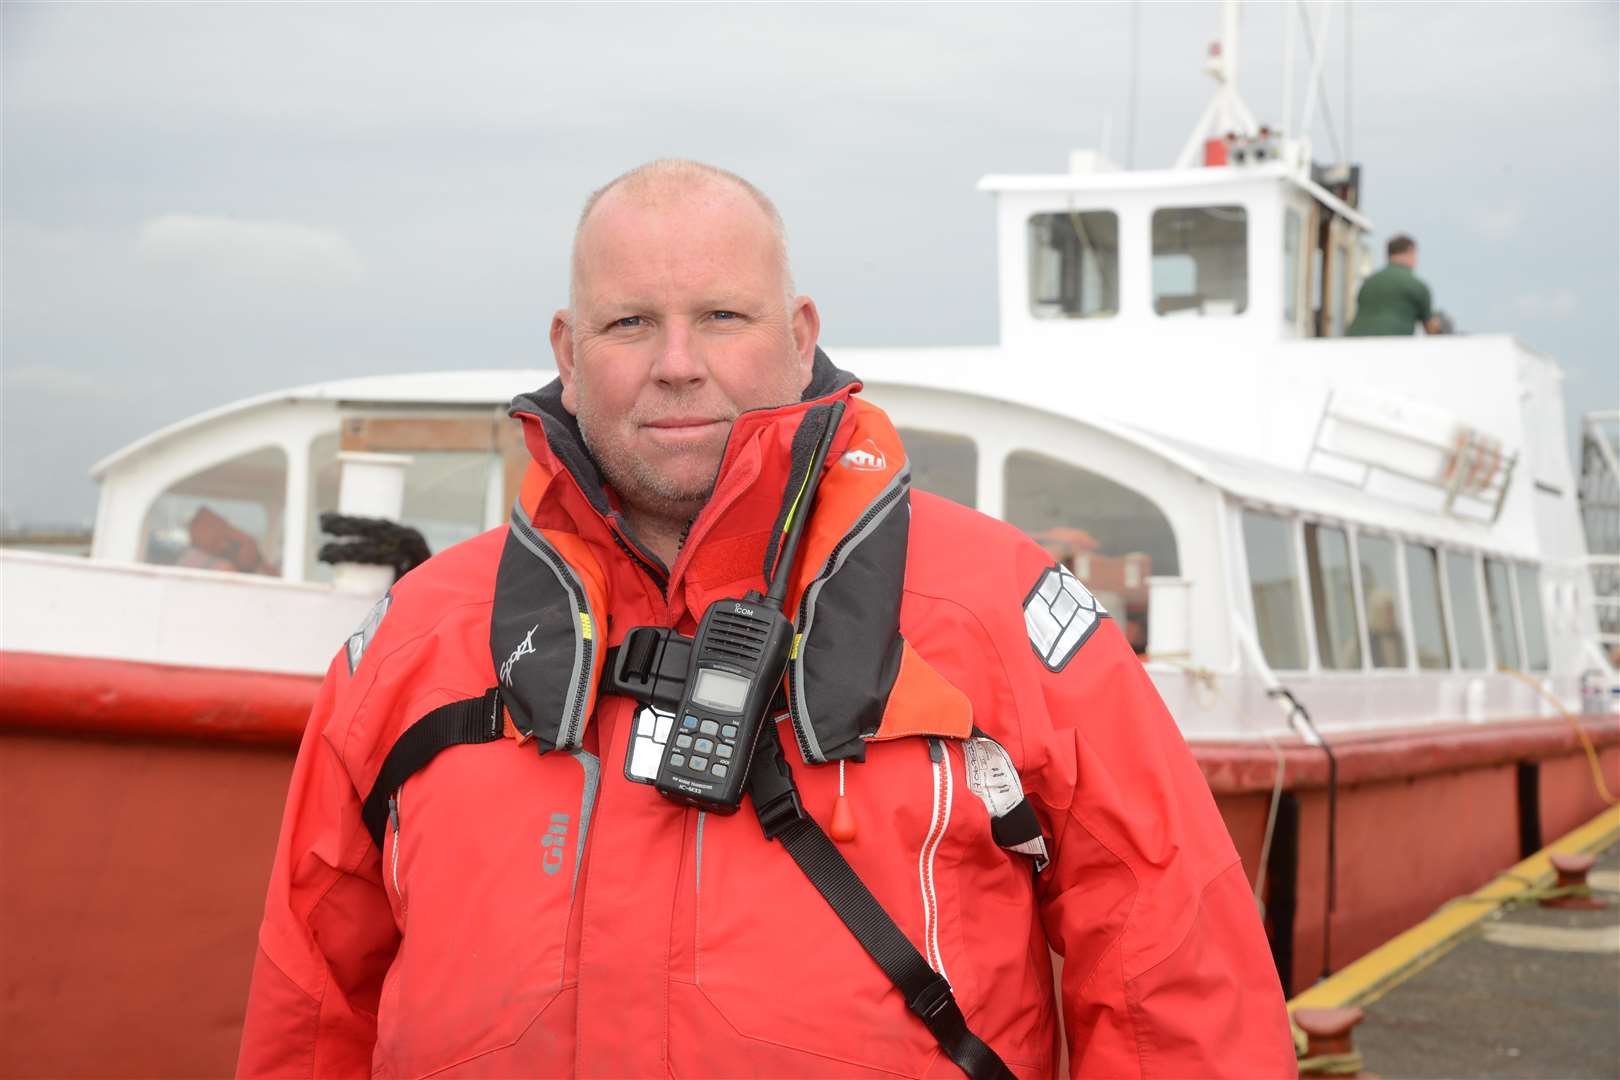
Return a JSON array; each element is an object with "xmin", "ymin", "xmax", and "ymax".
[{"xmin": 765, "ymin": 400, "xmax": 846, "ymax": 607}]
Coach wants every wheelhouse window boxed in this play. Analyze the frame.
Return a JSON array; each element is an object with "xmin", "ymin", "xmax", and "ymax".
[
  {"xmin": 1152, "ymin": 205, "xmax": 1248, "ymax": 317},
  {"xmin": 1516, "ymin": 564, "xmax": 1550, "ymax": 672},
  {"xmin": 1028, "ymin": 212, "xmax": 1119, "ymax": 319},
  {"xmin": 307, "ymin": 446, "xmax": 493, "ymax": 583},
  {"xmin": 1357, "ymin": 533, "xmax": 1407, "ymax": 669},
  {"xmin": 1445, "ymin": 551, "xmax": 1489, "ymax": 670},
  {"xmin": 140, "ymin": 445, "xmax": 287, "ymax": 576},
  {"xmin": 1404, "ymin": 543, "xmax": 1451, "ymax": 670},
  {"xmin": 1242, "ymin": 510, "xmax": 1306, "ymax": 670},
  {"xmin": 1305, "ymin": 523, "xmax": 1362, "ymax": 670},
  {"xmin": 1004, "ymin": 451, "xmax": 1179, "ymax": 654},
  {"xmin": 896, "ymin": 428, "xmax": 976, "ymax": 509},
  {"xmin": 1483, "ymin": 558, "xmax": 1521, "ymax": 670}
]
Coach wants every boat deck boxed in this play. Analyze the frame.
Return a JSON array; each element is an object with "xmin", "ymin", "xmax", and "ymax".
[{"xmin": 1291, "ymin": 807, "xmax": 1620, "ymax": 1079}]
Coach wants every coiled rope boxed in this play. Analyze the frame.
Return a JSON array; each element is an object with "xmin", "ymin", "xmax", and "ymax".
[{"xmin": 317, "ymin": 512, "xmax": 432, "ymax": 583}]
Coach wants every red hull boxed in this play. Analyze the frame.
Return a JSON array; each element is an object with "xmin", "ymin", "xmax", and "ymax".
[{"xmin": 2, "ymin": 651, "xmax": 1617, "ymax": 1076}]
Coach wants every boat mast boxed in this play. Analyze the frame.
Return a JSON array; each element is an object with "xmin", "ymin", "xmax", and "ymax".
[{"xmin": 1174, "ymin": 0, "xmax": 1259, "ymax": 168}]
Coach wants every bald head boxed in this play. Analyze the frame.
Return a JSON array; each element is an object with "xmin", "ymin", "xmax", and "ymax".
[
  {"xmin": 569, "ymin": 159, "xmax": 794, "ymax": 310},
  {"xmin": 548, "ymin": 159, "xmax": 820, "ymax": 564}
]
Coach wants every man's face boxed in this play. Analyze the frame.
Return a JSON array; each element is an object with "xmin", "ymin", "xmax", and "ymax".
[
  {"xmin": 552, "ymin": 184, "xmax": 818, "ymax": 525},
  {"xmin": 1393, "ymin": 246, "xmax": 1418, "ymax": 269}
]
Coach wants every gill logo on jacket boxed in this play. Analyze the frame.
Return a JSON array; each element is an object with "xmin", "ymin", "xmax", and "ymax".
[
  {"xmin": 540, "ymin": 812, "xmax": 570, "ymax": 875},
  {"xmin": 1023, "ymin": 564, "xmax": 1107, "ymax": 672}
]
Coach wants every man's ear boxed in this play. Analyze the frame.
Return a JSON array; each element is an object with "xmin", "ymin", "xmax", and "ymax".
[
  {"xmin": 550, "ymin": 310, "xmax": 580, "ymax": 415},
  {"xmin": 790, "ymin": 295, "xmax": 821, "ymax": 390}
]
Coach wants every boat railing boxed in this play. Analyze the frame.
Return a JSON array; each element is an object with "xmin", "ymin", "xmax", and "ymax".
[
  {"xmin": 1305, "ymin": 389, "xmax": 1517, "ymax": 524},
  {"xmin": 1589, "ymin": 554, "xmax": 1620, "ymax": 649}
]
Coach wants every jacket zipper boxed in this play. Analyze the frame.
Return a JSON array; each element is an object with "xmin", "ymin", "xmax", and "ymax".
[
  {"xmin": 919, "ymin": 738, "xmax": 951, "ymax": 982},
  {"xmin": 387, "ymin": 794, "xmax": 406, "ymax": 919},
  {"xmin": 511, "ymin": 513, "xmax": 597, "ymax": 749},
  {"xmin": 608, "ymin": 519, "xmax": 669, "ymax": 596},
  {"xmin": 785, "ymin": 481, "xmax": 906, "ymax": 760}
]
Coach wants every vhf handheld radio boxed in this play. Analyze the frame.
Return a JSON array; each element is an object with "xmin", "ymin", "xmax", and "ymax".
[{"xmin": 606, "ymin": 401, "xmax": 845, "ymax": 814}]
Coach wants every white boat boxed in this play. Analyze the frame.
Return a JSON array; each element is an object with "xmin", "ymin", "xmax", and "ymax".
[{"xmin": 2, "ymin": 3, "xmax": 1616, "ymax": 1071}]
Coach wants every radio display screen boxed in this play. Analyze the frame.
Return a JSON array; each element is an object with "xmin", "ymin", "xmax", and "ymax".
[{"xmin": 691, "ymin": 668, "xmax": 749, "ymax": 712}]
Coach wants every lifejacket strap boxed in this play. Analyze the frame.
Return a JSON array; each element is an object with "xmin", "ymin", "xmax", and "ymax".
[
  {"xmin": 748, "ymin": 726, "xmax": 1018, "ymax": 1080},
  {"xmin": 360, "ymin": 688, "xmax": 504, "ymax": 849}
]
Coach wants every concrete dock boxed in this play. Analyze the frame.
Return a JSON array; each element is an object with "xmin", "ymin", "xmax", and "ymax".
[{"xmin": 1290, "ymin": 807, "xmax": 1620, "ymax": 1079}]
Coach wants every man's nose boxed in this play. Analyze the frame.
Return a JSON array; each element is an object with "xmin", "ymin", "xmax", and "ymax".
[{"xmin": 649, "ymin": 320, "xmax": 706, "ymax": 387}]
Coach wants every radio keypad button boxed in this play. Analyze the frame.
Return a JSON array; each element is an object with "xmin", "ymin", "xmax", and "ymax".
[
  {"xmin": 675, "ymin": 734, "xmax": 693, "ymax": 749},
  {"xmin": 669, "ymin": 753, "xmax": 685, "ymax": 768},
  {"xmin": 720, "ymin": 724, "xmax": 738, "ymax": 740},
  {"xmin": 689, "ymin": 755, "xmax": 709, "ymax": 771},
  {"xmin": 716, "ymin": 743, "xmax": 733, "ymax": 759},
  {"xmin": 682, "ymin": 715, "xmax": 699, "ymax": 731},
  {"xmin": 713, "ymin": 764, "xmax": 728, "ymax": 779},
  {"xmin": 699, "ymin": 719, "xmax": 720, "ymax": 736},
  {"xmin": 694, "ymin": 738, "xmax": 714, "ymax": 754}
]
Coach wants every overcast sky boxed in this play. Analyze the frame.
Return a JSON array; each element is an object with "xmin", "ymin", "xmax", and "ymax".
[{"xmin": 3, "ymin": 1, "xmax": 1617, "ymax": 528}]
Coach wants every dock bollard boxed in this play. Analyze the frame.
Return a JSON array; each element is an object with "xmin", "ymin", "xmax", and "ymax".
[
  {"xmin": 1541, "ymin": 852, "xmax": 1607, "ymax": 910},
  {"xmin": 1293, "ymin": 1007, "xmax": 1372, "ymax": 1078}
]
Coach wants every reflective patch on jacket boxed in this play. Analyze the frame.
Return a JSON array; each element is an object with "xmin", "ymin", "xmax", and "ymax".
[
  {"xmin": 346, "ymin": 592, "xmax": 392, "ymax": 675},
  {"xmin": 1023, "ymin": 564, "xmax": 1106, "ymax": 672}
]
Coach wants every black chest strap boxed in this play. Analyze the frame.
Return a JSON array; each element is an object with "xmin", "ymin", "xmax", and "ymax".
[
  {"xmin": 359, "ymin": 687, "xmax": 503, "ymax": 848},
  {"xmin": 749, "ymin": 723, "xmax": 1018, "ymax": 1080}
]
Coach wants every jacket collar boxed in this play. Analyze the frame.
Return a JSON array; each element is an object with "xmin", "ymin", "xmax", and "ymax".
[{"xmin": 507, "ymin": 348, "xmax": 862, "ymax": 605}]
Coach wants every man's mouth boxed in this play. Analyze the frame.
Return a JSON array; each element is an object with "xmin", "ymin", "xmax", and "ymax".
[{"xmin": 643, "ymin": 416, "xmax": 728, "ymax": 434}]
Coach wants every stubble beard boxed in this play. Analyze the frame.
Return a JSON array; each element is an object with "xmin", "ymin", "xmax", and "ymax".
[{"xmin": 575, "ymin": 391, "xmax": 724, "ymax": 524}]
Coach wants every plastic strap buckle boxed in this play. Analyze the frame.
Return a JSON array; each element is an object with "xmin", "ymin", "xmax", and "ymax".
[
  {"xmin": 909, "ymin": 974, "xmax": 966, "ymax": 1041},
  {"xmin": 748, "ymin": 725, "xmax": 809, "ymax": 840}
]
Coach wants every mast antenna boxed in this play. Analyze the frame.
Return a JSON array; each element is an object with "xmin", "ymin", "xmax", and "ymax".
[{"xmin": 1175, "ymin": 0, "xmax": 1260, "ymax": 168}]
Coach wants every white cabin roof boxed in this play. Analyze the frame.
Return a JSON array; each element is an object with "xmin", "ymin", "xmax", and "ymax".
[
  {"xmin": 91, "ymin": 369, "xmax": 555, "ymax": 478},
  {"xmin": 976, "ymin": 160, "xmax": 1372, "ymax": 231}
]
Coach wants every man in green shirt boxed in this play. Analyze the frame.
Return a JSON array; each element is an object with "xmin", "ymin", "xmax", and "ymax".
[{"xmin": 1347, "ymin": 233, "xmax": 1443, "ymax": 336}]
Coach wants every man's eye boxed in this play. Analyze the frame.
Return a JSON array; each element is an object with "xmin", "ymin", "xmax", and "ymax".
[
  {"xmin": 611, "ymin": 316, "xmax": 644, "ymax": 329},
  {"xmin": 711, "ymin": 311, "xmax": 739, "ymax": 321}
]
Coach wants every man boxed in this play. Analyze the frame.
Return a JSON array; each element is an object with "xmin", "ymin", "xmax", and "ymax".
[
  {"xmin": 1347, "ymin": 234, "xmax": 1443, "ymax": 336},
  {"xmin": 238, "ymin": 160, "xmax": 1296, "ymax": 1078}
]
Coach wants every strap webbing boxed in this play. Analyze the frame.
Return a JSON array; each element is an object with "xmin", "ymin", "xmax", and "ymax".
[
  {"xmin": 749, "ymin": 727, "xmax": 1017, "ymax": 1080},
  {"xmin": 360, "ymin": 687, "xmax": 503, "ymax": 848}
]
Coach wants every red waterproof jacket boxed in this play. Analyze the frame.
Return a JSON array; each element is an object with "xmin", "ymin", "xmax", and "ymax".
[{"xmin": 238, "ymin": 355, "xmax": 1296, "ymax": 1078}]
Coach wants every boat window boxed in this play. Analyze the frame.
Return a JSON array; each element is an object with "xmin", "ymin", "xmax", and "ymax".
[
  {"xmin": 1357, "ymin": 533, "xmax": 1406, "ymax": 669},
  {"xmin": 1004, "ymin": 451, "xmax": 1179, "ymax": 655},
  {"xmin": 139, "ymin": 445, "xmax": 286, "ymax": 576},
  {"xmin": 896, "ymin": 428, "xmax": 976, "ymax": 508},
  {"xmin": 1152, "ymin": 205, "xmax": 1248, "ymax": 317},
  {"xmin": 1283, "ymin": 208, "xmax": 1303, "ymax": 324},
  {"xmin": 1028, "ymin": 212, "xmax": 1119, "ymax": 319},
  {"xmin": 307, "ymin": 448, "xmax": 493, "ymax": 581},
  {"xmin": 1404, "ymin": 543, "xmax": 1451, "ymax": 670},
  {"xmin": 1445, "ymin": 551, "xmax": 1489, "ymax": 670},
  {"xmin": 1242, "ymin": 510, "xmax": 1306, "ymax": 670},
  {"xmin": 1306, "ymin": 523, "xmax": 1363, "ymax": 670},
  {"xmin": 1483, "ymin": 557, "xmax": 1521, "ymax": 670},
  {"xmin": 1516, "ymin": 564, "xmax": 1550, "ymax": 672}
]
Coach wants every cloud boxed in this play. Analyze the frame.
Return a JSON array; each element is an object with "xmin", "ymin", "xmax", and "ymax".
[
  {"xmin": 1, "ymin": 364, "xmax": 119, "ymax": 400},
  {"xmin": 136, "ymin": 214, "xmax": 363, "ymax": 287},
  {"xmin": 1512, "ymin": 289, "xmax": 1579, "ymax": 322},
  {"xmin": 1472, "ymin": 202, "xmax": 1524, "ymax": 244}
]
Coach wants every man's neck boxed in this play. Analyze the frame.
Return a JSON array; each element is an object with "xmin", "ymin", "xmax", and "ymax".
[{"xmin": 622, "ymin": 508, "xmax": 694, "ymax": 570}]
